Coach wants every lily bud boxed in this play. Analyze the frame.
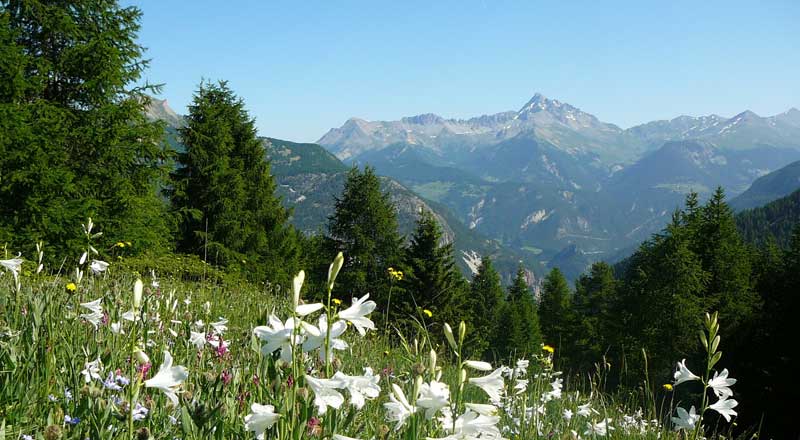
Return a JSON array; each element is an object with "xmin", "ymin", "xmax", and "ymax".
[
  {"xmin": 444, "ymin": 323, "xmax": 458, "ymax": 352},
  {"xmin": 464, "ymin": 360, "xmax": 493, "ymax": 371},
  {"xmin": 458, "ymin": 321, "xmax": 466, "ymax": 344},
  {"xmin": 292, "ymin": 270, "xmax": 305, "ymax": 309},
  {"xmin": 203, "ymin": 301, "xmax": 211, "ymax": 315},
  {"xmin": 133, "ymin": 279, "xmax": 143, "ymax": 309},
  {"xmin": 134, "ymin": 348, "xmax": 150, "ymax": 365},
  {"xmin": 327, "ymin": 252, "xmax": 344, "ymax": 292},
  {"xmin": 429, "ymin": 349, "xmax": 437, "ymax": 373},
  {"xmin": 460, "ymin": 368, "xmax": 467, "ymax": 384}
]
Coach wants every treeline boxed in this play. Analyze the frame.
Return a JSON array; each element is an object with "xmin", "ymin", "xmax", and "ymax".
[
  {"xmin": 0, "ymin": 0, "xmax": 541, "ymax": 359},
  {"xmin": 735, "ymin": 188, "xmax": 800, "ymax": 247},
  {"xmin": 538, "ymin": 189, "xmax": 800, "ymax": 438}
]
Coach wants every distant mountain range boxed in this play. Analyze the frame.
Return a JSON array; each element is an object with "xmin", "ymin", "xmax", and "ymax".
[
  {"xmin": 317, "ymin": 94, "xmax": 800, "ymax": 274},
  {"xmin": 144, "ymin": 98, "xmax": 543, "ymax": 285},
  {"xmin": 146, "ymin": 94, "xmax": 800, "ymax": 282},
  {"xmin": 730, "ymin": 160, "xmax": 800, "ymax": 211}
]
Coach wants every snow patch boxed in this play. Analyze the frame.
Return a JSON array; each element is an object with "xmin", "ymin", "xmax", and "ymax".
[{"xmin": 520, "ymin": 209, "xmax": 552, "ymax": 230}]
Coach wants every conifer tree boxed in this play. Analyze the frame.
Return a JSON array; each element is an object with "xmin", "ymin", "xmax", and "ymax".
[
  {"xmin": 465, "ymin": 257, "xmax": 505, "ymax": 359},
  {"xmin": 569, "ymin": 262, "xmax": 617, "ymax": 367},
  {"xmin": 693, "ymin": 187, "xmax": 759, "ymax": 334},
  {"xmin": 539, "ymin": 268, "xmax": 572, "ymax": 350},
  {"xmin": 502, "ymin": 265, "xmax": 542, "ymax": 357},
  {"xmin": 327, "ymin": 166, "xmax": 403, "ymax": 304},
  {"xmin": 170, "ymin": 81, "xmax": 300, "ymax": 284},
  {"xmin": 397, "ymin": 209, "xmax": 466, "ymax": 330},
  {"xmin": 0, "ymin": 1, "xmax": 172, "ymax": 258}
]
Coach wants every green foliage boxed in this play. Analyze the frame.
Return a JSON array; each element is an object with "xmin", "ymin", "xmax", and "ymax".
[
  {"xmin": 494, "ymin": 265, "xmax": 542, "ymax": 359},
  {"xmin": 395, "ymin": 210, "xmax": 467, "ymax": 334},
  {"xmin": 0, "ymin": 0, "xmax": 173, "ymax": 260},
  {"xmin": 464, "ymin": 257, "xmax": 504, "ymax": 359},
  {"xmin": 539, "ymin": 268, "xmax": 572, "ymax": 351},
  {"xmin": 327, "ymin": 166, "xmax": 403, "ymax": 304},
  {"xmin": 169, "ymin": 81, "xmax": 301, "ymax": 285},
  {"xmin": 735, "ymin": 188, "xmax": 800, "ymax": 248}
]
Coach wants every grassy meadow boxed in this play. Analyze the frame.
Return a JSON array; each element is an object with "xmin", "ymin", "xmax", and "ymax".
[{"xmin": 0, "ymin": 248, "xmax": 744, "ymax": 440}]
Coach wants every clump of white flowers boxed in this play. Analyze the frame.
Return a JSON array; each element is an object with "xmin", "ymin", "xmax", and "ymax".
[{"xmin": 671, "ymin": 312, "xmax": 738, "ymax": 435}]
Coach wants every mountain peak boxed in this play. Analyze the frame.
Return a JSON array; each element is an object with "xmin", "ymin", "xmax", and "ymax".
[
  {"xmin": 734, "ymin": 109, "xmax": 761, "ymax": 120},
  {"xmin": 401, "ymin": 113, "xmax": 445, "ymax": 125},
  {"xmin": 519, "ymin": 93, "xmax": 564, "ymax": 113}
]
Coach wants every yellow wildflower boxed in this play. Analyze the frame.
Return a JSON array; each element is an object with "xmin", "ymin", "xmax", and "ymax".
[
  {"xmin": 542, "ymin": 344, "xmax": 555, "ymax": 354},
  {"xmin": 66, "ymin": 282, "xmax": 77, "ymax": 292},
  {"xmin": 332, "ymin": 298, "xmax": 342, "ymax": 306},
  {"xmin": 422, "ymin": 309, "xmax": 433, "ymax": 318},
  {"xmin": 115, "ymin": 242, "xmax": 125, "ymax": 248},
  {"xmin": 663, "ymin": 383, "xmax": 673, "ymax": 392}
]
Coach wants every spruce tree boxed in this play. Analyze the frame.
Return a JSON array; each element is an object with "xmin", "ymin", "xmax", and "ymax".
[
  {"xmin": 170, "ymin": 81, "xmax": 300, "ymax": 284},
  {"xmin": 327, "ymin": 166, "xmax": 403, "ymax": 305},
  {"xmin": 397, "ymin": 209, "xmax": 466, "ymax": 331},
  {"xmin": 539, "ymin": 268, "xmax": 572, "ymax": 350},
  {"xmin": 693, "ymin": 187, "xmax": 759, "ymax": 334},
  {"xmin": 504, "ymin": 265, "xmax": 542, "ymax": 356},
  {"xmin": 465, "ymin": 257, "xmax": 504, "ymax": 359},
  {"xmin": 0, "ymin": 1, "xmax": 172, "ymax": 258}
]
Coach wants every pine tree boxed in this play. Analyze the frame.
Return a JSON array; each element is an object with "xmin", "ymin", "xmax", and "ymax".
[
  {"xmin": 539, "ymin": 268, "xmax": 572, "ymax": 351},
  {"xmin": 0, "ymin": 1, "xmax": 172, "ymax": 259},
  {"xmin": 170, "ymin": 81, "xmax": 300, "ymax": 284},
  {"xmin": 397, "ymin": 209, "xmax": 466, "ymax": 331},
  {"xmin": 465, "ymin": 257, "xmax": 505, "ymax": 359},
  {"xmin": 327, "ymin": 166, "xmax": 403, "ymax": 305}
]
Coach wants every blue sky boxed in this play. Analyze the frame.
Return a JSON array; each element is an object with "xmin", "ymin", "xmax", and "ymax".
[{"xmin": 129, "ymin": 0, "xmax": 800, "ymax": 142}]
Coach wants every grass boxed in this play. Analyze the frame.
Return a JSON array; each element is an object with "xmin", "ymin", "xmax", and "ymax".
[{"xmin": 0, "ymin": 257, "xmax": 743, "ymax": 439}]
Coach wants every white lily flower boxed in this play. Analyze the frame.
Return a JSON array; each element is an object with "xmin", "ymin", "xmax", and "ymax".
[
  {"xmin": 332, "ymin": 368, "xmax": 381, "ymax": 409},
  {"xmin": 144, "ymin": 351, "xmax": 188, "ymax": 406},
  {"xmin": 708, "ymin": 368, "xmax": 736, "ymax": 398},
  {"xmin": 189, "ymin": 331, "xmax": 206, "ymax": 349},
  {"xmin": 110, "ymin": 322, "xmax": 124, "ymax": 334},
  {"xmin": 244, "ymin": 403, "xmax": 281, "ymax": 439},
  {"xmin": 564, "ymin": 408, "xmax": 574, "ymax": 421},
  {"xmin": 89, "ymin": 260, "xmax": 109, "ymax": 274},
  {"xmin": 468, "ymin": 367, "xmax": 505, "ymax": 402},
  {"xmin": 79, "ymin": 298, "xmax": 103, "ymax": 329},
  {"xmin": 450, "ymin": 409, "xmax": 503, "ymax": 438},
  {"xmin": 0, "ymin": 258, "xmax": 22, "ymax": 275},
  {"xmin": 253, "ymin": 315, "xmax": 300, "ymax": 363},
  {"xmin": 332, "ymin": 435, "xmax": 362, "ymax": 440},
  {"xmin": 80, "ymin": 298, "xmax": 102, "ymax": 314},
  {"xmin": 543, "ymin": 377, "xmax": 563, "ymax": 401},
  {"xmin": 337, "ymin": 294, "xmax": 376, "ymax": 336},
  {"xmin": 384, "ymin": 383, "xmax": 416, "ymax": 430},
  {"xmin": 416, "ymin": 380, "xmax": 450, "ymax": 419},
  {"xmin": 463, "ymin": 360, "xmax": 493, "ymax": 371},
  {"xmin": 81, "ymin": 358, "xmax": 103, "ymax": 383},
  {"xmin": 305, "ymin": 375, "xmax": 345, "ymax": 414},
  {"xmin": 671, "ymin": 406, "xmax": 700, "ymax": 431},
  {"xmin": 709, "ymin": 396, "xmax": 738, "ymax": 422},
  {"xmin": 674, "ymin": 359, "xmax": 700, "ymax": 385},
  {"xmin": 464, "ymin": 403, "xmax": 498, "ymax": 416},
  {"xmin": 577, "ymin": 403, "xmax": 595, "ymax": 417},
  {"xmin": 584, "ymin": 418, "xmax": 614, "ymax": 437},
  {"xmin": 210, "ymin": 318, "xmax": 228, "ymax": 335},
  {"xmin": 302, "ymin": 316, "xmax": 348, "ymax": 362}
]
